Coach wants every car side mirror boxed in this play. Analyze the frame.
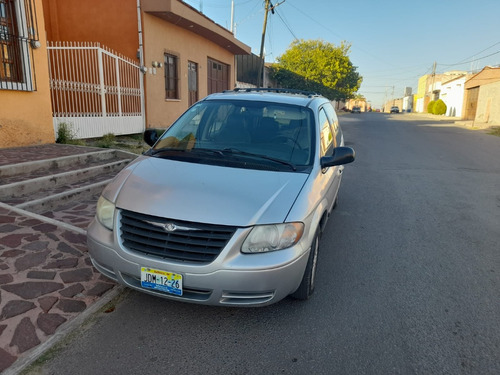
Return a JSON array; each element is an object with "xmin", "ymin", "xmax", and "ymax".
[
  {"xmin": 144, "ymin": 129, "xmax": 159, "ymax": 147},
  {"xmin": 320, "ymin": 146, "xmax": 355, "ymax": 168}
]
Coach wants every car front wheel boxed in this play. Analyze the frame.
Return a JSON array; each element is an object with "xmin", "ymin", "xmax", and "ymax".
[{"xmin": 291, "ymin": 229, "xmax": 320, "ymax": 300}]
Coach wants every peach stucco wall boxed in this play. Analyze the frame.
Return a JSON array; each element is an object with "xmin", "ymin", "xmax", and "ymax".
[
  {"xmin": 38, "ymin": 0, "xmax": 244, "ymax": 133},
  {"xmin": 0, "ymin": 0, "xmax": 54, "ymax": 148},
  {"xmin": 143, "ymin": 13, "xmax": 235, "ymax": 128}
]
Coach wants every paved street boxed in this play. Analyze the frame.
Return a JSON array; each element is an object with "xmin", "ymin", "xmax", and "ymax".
[{"xmin": 19, "ymin": 114, "xmax": 500, "ymax": 374}]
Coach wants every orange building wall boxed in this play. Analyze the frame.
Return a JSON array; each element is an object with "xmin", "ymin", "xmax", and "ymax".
[
  {"xmin": 0, "ymin": 0, "xmax": 54, "ymax": 148},
  {"xmin": 40, "ymin": 0, "xmax": 243, "ymax": 131},
  {"xmin": 42, "ymin": 0, "xmax": 139, "ymax": 60},
  {"xmin": 143, "ymin": 13, "xmax": 235, "ymax": 128}
]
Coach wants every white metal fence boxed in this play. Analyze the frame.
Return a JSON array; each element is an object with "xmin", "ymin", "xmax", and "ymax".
[{"xmin": 47, "ymin": 41, "xmax": 144, "ymax": 139}]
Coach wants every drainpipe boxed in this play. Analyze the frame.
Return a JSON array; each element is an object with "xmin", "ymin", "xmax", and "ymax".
[{"xmin": 137, "ymin": 0, "xmax": 146, "ymax": 131}]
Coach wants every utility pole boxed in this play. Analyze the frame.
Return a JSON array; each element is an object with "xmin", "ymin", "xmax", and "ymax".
[
  {"xmin": 431, "ymin": 61, "xmax": 437, "ymax": 100},
  {"xmin": 230, "ymin": 0, "xmax": 234, "ymax": 33},
  {"xmin": 384, "ymin": 87, "xmax": 388, "ymax": 112},
  {"xmin": 257, "ymin": 0, "xmax": 271, "ymax": 87}
]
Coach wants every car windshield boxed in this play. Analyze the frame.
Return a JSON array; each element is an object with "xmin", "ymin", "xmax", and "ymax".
[{"xmin": 150, "ymin": 99, "xmax": 315, "ymax": 171}]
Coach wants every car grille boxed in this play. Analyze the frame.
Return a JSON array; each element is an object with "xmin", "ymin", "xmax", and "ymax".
[{"xmin": 120, "ymin": 209, "xmax": 237, "ymax": 264}]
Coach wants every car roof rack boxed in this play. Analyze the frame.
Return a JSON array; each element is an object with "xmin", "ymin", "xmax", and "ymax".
[{"xmin": 224, "ymin": 87, "xmax": 321, "ymax": 98}]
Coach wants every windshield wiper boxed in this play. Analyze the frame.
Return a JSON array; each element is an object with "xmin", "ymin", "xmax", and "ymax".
[
  {"xmin": 149, "ymin": 147, "xmax": 296, "ymax": 171},
  {"xmin": 150, "ymin": 147, "xmax": 224, "ymax": 156},
  {"xmin": 150, "ymin": 147, "xmax": 186, "ymax": 156},
  {"xmin": 221, "ymin": 148, "xmax": 296, "ymax": 171},
  {"xmin": 190, "ymin": 148, "xmax": 225, "ymax": 156}
]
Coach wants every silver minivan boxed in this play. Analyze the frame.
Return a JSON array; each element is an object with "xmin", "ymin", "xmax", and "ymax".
[{"xmin": 87, "ymin": 88, "xmax": 355, "ymax": 306}]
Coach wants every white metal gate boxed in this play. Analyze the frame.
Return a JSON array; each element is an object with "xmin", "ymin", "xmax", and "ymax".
[{"xmin": 47, "ymin": 41, "xmax": 145, "ymax": 139}]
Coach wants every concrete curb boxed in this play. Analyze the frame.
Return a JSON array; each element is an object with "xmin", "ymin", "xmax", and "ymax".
[
  {"xmin": 0, "ymin": 202, "xmax": 87, "ymax": 235},
  {"xmin": 0, "ymin": 202, "xmax": 86, "ymax": 235}
]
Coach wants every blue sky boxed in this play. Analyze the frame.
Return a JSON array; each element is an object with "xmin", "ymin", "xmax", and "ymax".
[{"xmin": 182, "ymin": 0, "xmax": 500, "ymax": 109}]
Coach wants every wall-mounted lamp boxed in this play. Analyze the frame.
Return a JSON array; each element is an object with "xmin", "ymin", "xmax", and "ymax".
[
  {"xmin": 30, "ymin": 40, "xmax": 41, "ymax": 49},
  {"xmin": 152, "ymin": 61, "xmax": 163, "ymax": 68}
]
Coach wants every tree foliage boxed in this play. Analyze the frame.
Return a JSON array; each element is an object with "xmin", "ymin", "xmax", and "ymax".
[
  {"xmin": 433, "ymin": 99, "xmax": 447, "ymax": 115},
  {"xmin": 427, "ymin": 101, "xmax": 435, "ymax": 114},
  {"xmin": 270, "ymin": 39, "xmax": 362, "ymax": 101},
  {"xmin": 427, "ymin": 99, "xmax": 447, "ymax": 115}
]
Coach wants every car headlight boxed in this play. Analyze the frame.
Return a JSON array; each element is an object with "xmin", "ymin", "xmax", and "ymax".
[
  {"xmin": 241, "ymin": 222, "xmax": 304, "ymax": 253},
  {"xmin": 96, "ymin": 196, "xmax": 115, "ymax": 230}
]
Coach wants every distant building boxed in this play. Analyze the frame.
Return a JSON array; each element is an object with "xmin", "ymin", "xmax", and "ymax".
[
  {"xmin": 440, "ymin": 74, "xmax": 469, "ymax": 117},
  {"xmin": 415, "ymin": 71, "xmax": 467, "ymax": 113},
  {"xmin": 346, "ymin": 99, "xmax": 368, "ymax": 112},
  {"xmin": 463, "ymin": 66, "xmax": 500, "ymax": 125}
]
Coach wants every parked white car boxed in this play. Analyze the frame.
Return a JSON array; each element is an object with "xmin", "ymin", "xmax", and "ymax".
[{"xmin": 87, "ymin": 88, "xmax": 355, "ymax": 306}]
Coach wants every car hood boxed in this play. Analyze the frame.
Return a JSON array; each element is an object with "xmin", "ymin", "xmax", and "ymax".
[{"xmin": 113, "ymin": 156, "xmax": 309, "ymax": 227}]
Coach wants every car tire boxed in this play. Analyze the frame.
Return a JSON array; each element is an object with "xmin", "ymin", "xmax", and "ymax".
[{"xmin": 291, "ymin": 229, "xmax": 320, "ymax": 300}]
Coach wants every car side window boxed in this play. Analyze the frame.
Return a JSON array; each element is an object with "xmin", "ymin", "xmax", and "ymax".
[
  {"xmin": 154, "ymin": 104, "xmax": 208, "ymax": 150},
  {"xmin": 319, "ymin": 108, "xmax": 334, "ymax": 157},
  {"xmin": 323, "ymin": 104, "xmax": 342, "ymax": 147}
]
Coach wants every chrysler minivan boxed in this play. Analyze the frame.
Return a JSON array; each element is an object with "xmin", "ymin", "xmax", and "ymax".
[{"xmin": 87, "ymin": 88, "xmax": 355, "ymax": 306}]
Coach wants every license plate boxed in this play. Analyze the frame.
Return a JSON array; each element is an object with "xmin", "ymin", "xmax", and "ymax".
[{"xmin": 140, "ymin": 267, "xmax": 183, "ymax": 296}]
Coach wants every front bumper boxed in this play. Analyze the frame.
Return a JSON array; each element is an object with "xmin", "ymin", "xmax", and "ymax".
[{"xmin": 87, "ymin": 220, "xmax": 311, "ymax": 307}]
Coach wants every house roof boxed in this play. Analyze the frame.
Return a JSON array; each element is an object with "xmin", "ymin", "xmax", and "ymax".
[
  {"xmin": 441, "ymin": 74, "xmax": 468, "ymax": 85},
  {"xmin": 465, "ymin": 66, "xmax": 500, "ymax": 89},
  {"xmin": 142, "ymin": 0, "xmax": 251, "ymax": 56}
]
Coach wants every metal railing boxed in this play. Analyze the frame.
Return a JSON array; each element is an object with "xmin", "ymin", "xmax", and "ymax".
[{"xmin": 47, "ymin": 41, "xmax": 144, "ymax": 139}]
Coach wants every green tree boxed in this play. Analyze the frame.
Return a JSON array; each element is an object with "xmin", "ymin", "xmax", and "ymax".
[
  {"xmin": 270, "ymin": 39, "xmax": 362, "ymax": 101},
  {"xmin": 433, "ymin": 99, "xmax": 447, "ymax": 115},
  {"xmin": 427, "ymin": 100, "xmax": 435, "ymax": 114}
]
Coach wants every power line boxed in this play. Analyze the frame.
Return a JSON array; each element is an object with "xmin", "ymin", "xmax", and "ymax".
[
  {"xmin": 274, "ymin": 6, "xmax": 299, "ymax": 41},
  {"xmin": 285, "ymin": 1, "xmax": 397, "ymax": 68},
  {"xmin": 448, "ymin": 41, "xmax": 500, "ymax": 65},
  {"xmin": 438, "ymin": 49, "xmax": 500, "ymax": 67}
]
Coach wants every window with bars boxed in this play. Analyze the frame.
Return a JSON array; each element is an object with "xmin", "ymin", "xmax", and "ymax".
[
  {"xmin": 164, "ymin": 53, "xmax": 179, "ymax": 99},
  {"xmin": 0, "ymin": 0, "xmax": 39, "ymax": 91}
]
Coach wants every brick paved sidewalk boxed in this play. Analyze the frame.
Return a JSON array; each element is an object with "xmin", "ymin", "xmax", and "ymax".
[
  {"xmin": 0, "ymin": 144, "xmax": 120, "ymax": 373},
  {"xmin": 0, "ymin": 204, "xmax": 116, "ymax": 372}
]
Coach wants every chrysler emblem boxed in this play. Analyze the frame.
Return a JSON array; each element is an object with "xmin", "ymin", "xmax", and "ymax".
[
  {"xmin": 144, "ymin": 220, "xmax": 199, "ymax": 232},
  {"xmin": 164, "ymin": 223, "xmax": 176, "ymax": 232}
]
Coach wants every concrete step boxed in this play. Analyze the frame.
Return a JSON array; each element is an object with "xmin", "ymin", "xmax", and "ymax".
[
  {"xmin": 0, "ymin": 149, "xmax": 134, "ymax": 184},
  {"xmin": 0, "ymin": 159, "xmax": 130, "ymax": 199},
  {"xmin": 0, "ymin": 148, "xmax": 136, "ymax": 215}
]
